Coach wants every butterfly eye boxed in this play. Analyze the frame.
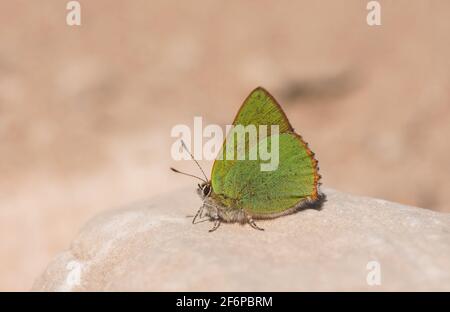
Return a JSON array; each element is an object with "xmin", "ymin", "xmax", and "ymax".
[{"xmin": 203, "ymin": 185, "xmax": 211, "ymax": 196}]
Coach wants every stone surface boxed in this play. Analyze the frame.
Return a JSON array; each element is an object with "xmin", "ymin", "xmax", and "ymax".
[{"xmin": 33, "ymin": 188, "xmax": 450, "ymax": 291}]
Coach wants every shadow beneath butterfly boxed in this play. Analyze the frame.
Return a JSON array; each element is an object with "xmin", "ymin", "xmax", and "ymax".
[{"xmin": 294, "ymin": 192, "xmax": 327, "ymax": 214}]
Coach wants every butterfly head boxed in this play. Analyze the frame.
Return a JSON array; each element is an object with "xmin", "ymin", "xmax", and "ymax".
[{"xmin": 197, "ymin": 181, "xmax": 212, "ymax": 199}]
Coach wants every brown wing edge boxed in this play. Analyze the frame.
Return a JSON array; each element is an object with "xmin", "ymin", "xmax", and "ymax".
[
  {"xmin": 250, "ymin": 132, "xmax": 325, "ymax": 220},
  {"xmin": 291, "ymin": 132, "xmax": 322, "ymax": 201}
]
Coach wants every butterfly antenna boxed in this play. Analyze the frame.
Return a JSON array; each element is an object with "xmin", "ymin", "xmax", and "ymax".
[
  {"xmin": 170, "ymin": 167, "xmax": 207, "ymax": 183},
  {"xmin": 180, "ymin": 140, "xmax": 209, "ymax": 182}
]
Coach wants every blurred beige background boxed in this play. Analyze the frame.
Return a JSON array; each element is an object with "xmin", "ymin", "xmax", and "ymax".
[{"xmin": 0, "ymin": 0, "xmax": 449, "ymax": 291}]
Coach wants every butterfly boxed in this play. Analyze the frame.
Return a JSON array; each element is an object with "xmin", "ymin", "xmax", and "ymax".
[{"xmin": 171, "ymin": 87, "xmax": 324, "ymax": 232}]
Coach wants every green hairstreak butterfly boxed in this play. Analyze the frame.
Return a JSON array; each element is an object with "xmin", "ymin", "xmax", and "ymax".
[{"xmin": 172, "ymin": 87, "xmax": 323, "ymax": 231}]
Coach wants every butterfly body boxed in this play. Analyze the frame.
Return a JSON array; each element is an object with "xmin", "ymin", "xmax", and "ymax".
[
  {"xmin": 196, "ymin": 183, "xmax": 263, "ymax": 231},
  {"xmin": 197, "ymin": 182, "xmax": 322, "ymax": 228},
  {"xmin": 187, "ymin": 87, "xmax": 324, "ymax": 232}
]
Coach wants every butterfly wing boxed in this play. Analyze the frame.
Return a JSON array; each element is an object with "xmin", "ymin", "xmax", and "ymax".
[
  {"xmin": 230, "ymin": 87, "xmax": 293, "ymax": 132},
  {"xmin": 212, "ymin": 87, "xmax": 293, "ymax": 183},
  {"xmin": 211, "ymin": 87, "xmax": 321, "ymax": 217}
]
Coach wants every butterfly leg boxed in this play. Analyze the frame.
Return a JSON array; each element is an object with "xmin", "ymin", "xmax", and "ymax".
[
  {"xmin": 208, "ymin": 219, "xmax": 221, "ymax": 232},
  {"xmin": 193, "ymin": 216, "xmax": 210, "ymax": 224},
  {"xmin": 192, "ymin": 205, "xmax": 205, "ymax": 224},
  {"xmin": 248, "ymin": 218, "xmax": 264, "ymax": 231}
]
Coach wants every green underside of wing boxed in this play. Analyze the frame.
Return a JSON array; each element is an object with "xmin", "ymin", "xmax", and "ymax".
[
  {"xmin": 211, "ymin": 133, "xmax": 316, "ymax": 215},
  {"xmin": 232, "ymin": 88, "xmax": 292, "ymax": 132},
  {"xmin": 212, "ymin": 87, "xmax": 294, "ymax": 186}
]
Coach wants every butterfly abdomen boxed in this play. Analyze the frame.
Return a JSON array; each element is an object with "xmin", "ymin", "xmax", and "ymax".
[{"xmin": 204, "ymin": 195, "xmax": 248, "ymax": 223}]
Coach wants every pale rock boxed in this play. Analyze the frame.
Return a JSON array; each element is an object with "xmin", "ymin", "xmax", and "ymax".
[{"xmin": 33, "ymin": 188, "xmax": 450, "ymax": 291}]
